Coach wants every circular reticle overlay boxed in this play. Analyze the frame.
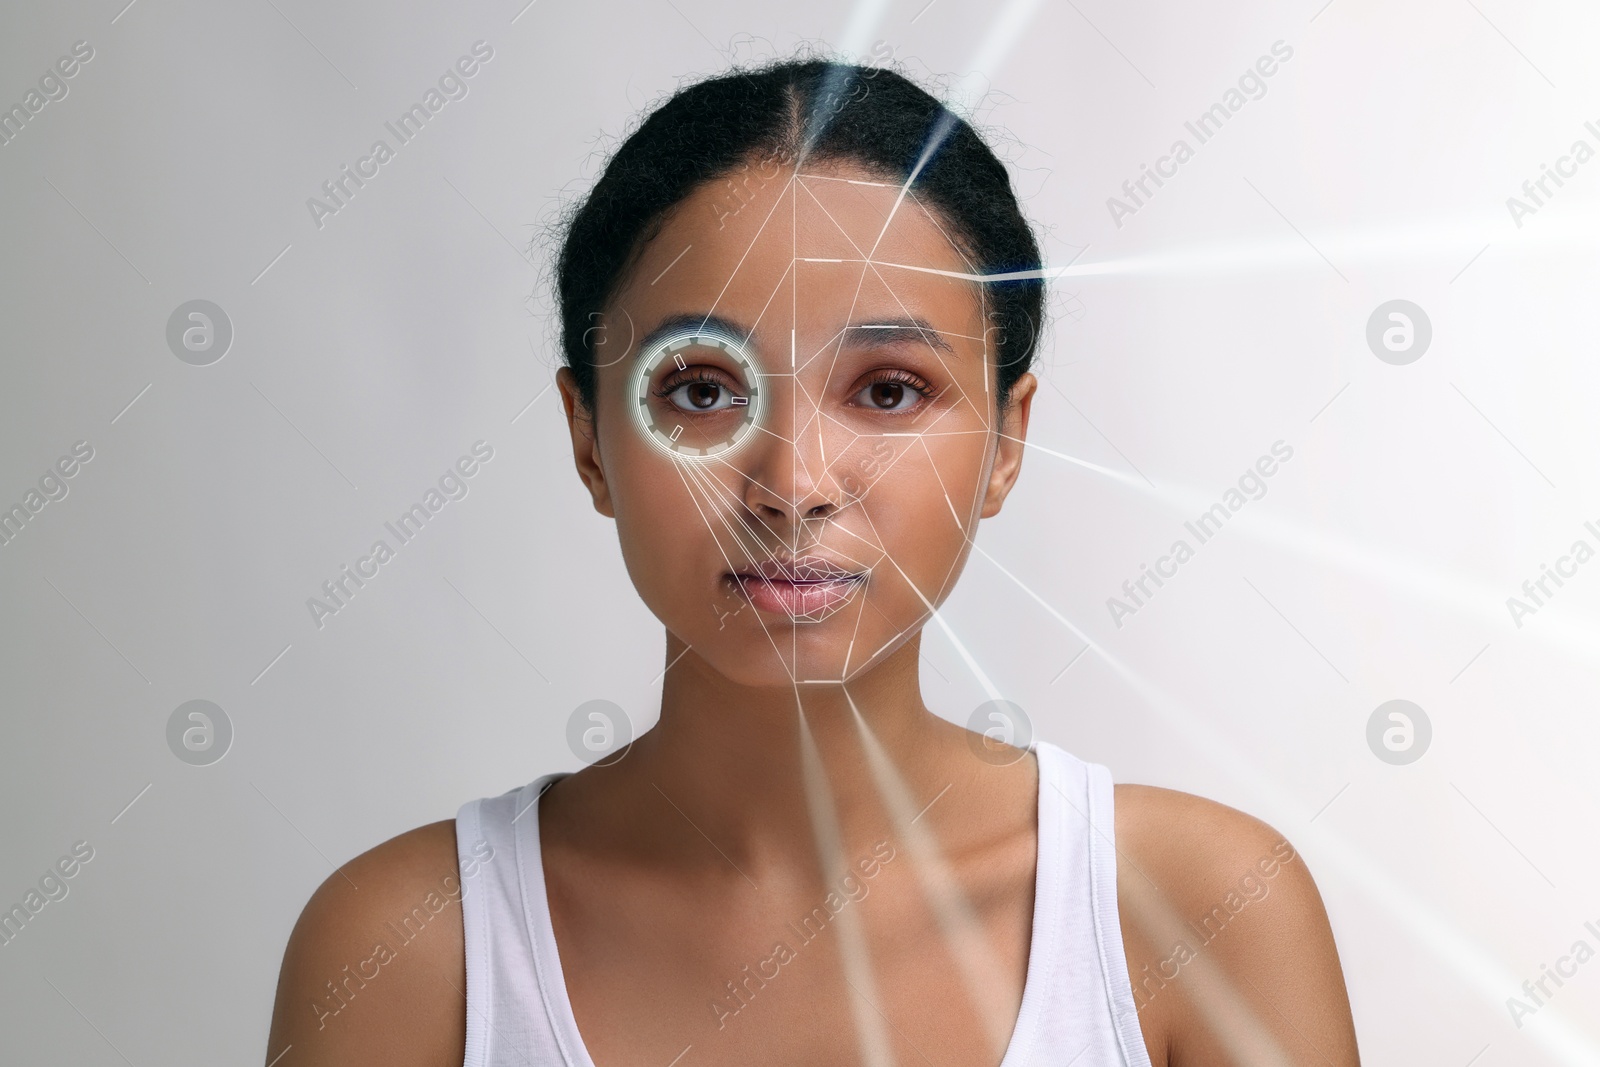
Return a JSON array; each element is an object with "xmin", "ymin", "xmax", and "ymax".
[{"xmin": 628, "ymin": 325, "xmax": 766, "ymax": 459}]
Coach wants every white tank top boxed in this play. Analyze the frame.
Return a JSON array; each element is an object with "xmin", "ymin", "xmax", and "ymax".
[{"xmin": 454, "ymin": 740, "xmax": 1153, "ymax": 1067}]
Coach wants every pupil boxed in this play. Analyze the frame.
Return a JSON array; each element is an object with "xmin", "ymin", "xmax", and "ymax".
[
  {"xmin": 689, "ymin": 382, "xmax": 719, "ymax": 408},
  {"xmin": 873, "ymin": 383, "xmax": 902, "ymax": 408}
]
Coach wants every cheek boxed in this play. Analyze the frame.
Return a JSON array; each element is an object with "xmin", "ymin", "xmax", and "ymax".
[
  {"xmin": 606, "ymin": 439, "xmax": 699, "ymax": 587},
  {"xmin": 857, "ymin": 438, "xmax": 989, "ymax": 581},
  {"xmin": 604, "ymin": 437, "xmax": 750, "ymax": 617},
  {"xmin": 613, "ymin": 499, "xmax": 704, "ymax": 633}
]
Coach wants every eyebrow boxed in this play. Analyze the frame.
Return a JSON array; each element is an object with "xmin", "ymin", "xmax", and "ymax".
[
  {"xmin": 630, "ymin": 313, "xmax": 957, "ymax": 361},
  {"xmin": 633, "ymin": 312, "xmax": 753, "ymax": 358},
  {"xmin": 840, "ymin": 317, "xmax": 955, "ymax": 355}
]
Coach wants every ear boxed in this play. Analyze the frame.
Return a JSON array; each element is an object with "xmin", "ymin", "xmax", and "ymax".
[
  {"xmin": 557, "ymin": 367, "xmax": 615, "ymax": 517},
  {"xmin": 980, "ymin": 371, "xmax": 1035, "ymax": 519}
]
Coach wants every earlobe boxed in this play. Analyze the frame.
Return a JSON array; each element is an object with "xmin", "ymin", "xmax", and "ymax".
[
  {"xmin": 556, "ymin": 368, "xmax": 615, "ymax": 517},
  {"xmin": 980, "ymin": 371, "xmax": 1036, "ymax": 519}
]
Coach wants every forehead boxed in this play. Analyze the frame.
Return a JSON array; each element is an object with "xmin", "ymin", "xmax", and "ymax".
[{"xmin": 609, "ymin": 158, "xmax": 987, "ymax": 339}]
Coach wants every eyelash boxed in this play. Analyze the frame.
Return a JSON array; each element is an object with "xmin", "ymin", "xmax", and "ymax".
[
  {"xmin": 858, "ymin": 369, "xmax": 938, "ymax": 405},
  {"xmin": 651, "ymin": 367, "xmax": 939, "ymax": 407},
  {"xmin": 653, "ymin": 367, "xmax": 739, "ymax": 399}
]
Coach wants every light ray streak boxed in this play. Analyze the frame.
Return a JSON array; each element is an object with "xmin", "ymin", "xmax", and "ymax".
[
  {"xmin": 1113, "ymin": 860, "xmax": 1301, "ymax": 1065},
  {"xmin": 882, "ymin": 201, "xmax": 998, "ymax": 409},
  {"xmin": 1045, "ymin": 380, "xmax": 1153, "ymax": 487},
  {"xmin": 970, "ymin": 542, "xmax": 1097, "ymax": 650},
  {"xmin": 1075, "ymin": 208, "xmax": 1600, "ymax": 275},
  {"xmin": 859, "ymin": 456, "xmax": 978, "ymax": 611},
  {"xmin": 845, "ymin": 690, "xmax": 1016, "ymax": 1057},
  {"xmin": 949, "ymin": 0, "xmax": 1045, "ymax": 115},
  {"xmin": 872, "ymin": 550, "xmax": 1001, "ymax": 700},
  {"xmin": 801, "ymin": 257, "xmax": 1083, "ymax": 283},
  {"xmin": 818, "ymin": 203, "xmax": 1600, "ymax": 282},
  {"xmin": 832, "ymin": 206, "xmax": 1593, "ymax": 283},
  {"xmin": 797, "ymin": 711, "xmax": 898, "ymax": 1067},
  {"xmin": 669, "ymin": 453, "xmax": 875, "ymax": 671},
  {"xmin": 667, "ymin": 462, "xmax": 806, "ymax": 682},
  {"xmin": 855, "ymin": 256, "xmax": 982, "ymax": 418},
  {"xmin": 917, "ymin": 436, "xmax": 965, "ymax": 529},
  {"xmin": 969, "ymin": 545, "xmax": 1600, "ymax": 1064},
  {"xmin": 1008, "ymin": 431, "xmax": 1600, "ymax": 666},
  {"xmin": 797, "ymin": 174, "xmax": 900, "ymax": 186},
  {"xmin": 837, "ymin": 0, "xmax": 893, "ymax": 62},
  {"xmin": 1111, "ymin": 650, "xmax": 1599, "ymax": 1064},
  {"xmin": 1007, "ymin": 433, "xmax": 1148, "ymax": 487},
  {"xmin": 859, "ymin": 523, "xmax": 1315, "ymax": 1062}
]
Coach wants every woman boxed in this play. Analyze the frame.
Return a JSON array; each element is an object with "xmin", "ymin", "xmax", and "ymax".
[{"xmin": 266, "ymin": 58, "xmax": 1359, "ymax": 1066}]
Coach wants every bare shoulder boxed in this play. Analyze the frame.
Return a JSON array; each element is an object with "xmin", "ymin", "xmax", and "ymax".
[
  {"xmin": 264, "ymin": 819, "xmax": 467, "ymax": 1067},
  {"xmin": 1112, "ymin": 784, "xmax": 1360, "ymax": 1067}
]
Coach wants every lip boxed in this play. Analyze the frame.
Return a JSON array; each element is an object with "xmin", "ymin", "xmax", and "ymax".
[
  {"xmin": 730, "ymin": 555, "xmax": 867, "ymax": 619},
  {"xmin": 748, "ymin": 555, "xmax": 862, "ymax": 583}
]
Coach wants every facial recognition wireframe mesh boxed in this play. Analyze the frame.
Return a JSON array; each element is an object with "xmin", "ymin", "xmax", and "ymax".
[{"xmin": 611, "ymin": 139, "xmax": 1034, "ymax": 664}]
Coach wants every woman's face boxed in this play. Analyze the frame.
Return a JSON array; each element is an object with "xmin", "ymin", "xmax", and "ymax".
[{"xmin": 560, "ymin": 156, "xmax": 1035, "ymax": 687}]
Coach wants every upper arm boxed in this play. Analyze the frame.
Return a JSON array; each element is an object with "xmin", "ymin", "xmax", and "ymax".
[
  {"xmin": 264, "ymin": 819, "xmax": 467, "ymax": 1067},
  {"xmin": 1114, "ymin": 784, "xmax": 1359, "ymax": 1067}
]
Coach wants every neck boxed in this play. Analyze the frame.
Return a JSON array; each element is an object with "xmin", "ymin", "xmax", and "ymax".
[{"xmin": 616, "ymin": 629, "xmax": 947, "ymax": 869}]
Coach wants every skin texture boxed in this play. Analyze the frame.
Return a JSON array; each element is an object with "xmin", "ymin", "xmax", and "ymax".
[{"xmin": 266, "ymin": 156, "xmax": 1359, "ymax": 1066}]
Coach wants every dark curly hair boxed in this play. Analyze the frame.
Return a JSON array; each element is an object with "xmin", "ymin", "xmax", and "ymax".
[{"xmin": 556, "ymin": 58, "xmax": 1045, "ymax": 413}]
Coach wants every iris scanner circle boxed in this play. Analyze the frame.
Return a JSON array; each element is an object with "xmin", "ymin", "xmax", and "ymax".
[{"xmin": 628, "ymin": 326, "xmax": 765, "ymax": 459}]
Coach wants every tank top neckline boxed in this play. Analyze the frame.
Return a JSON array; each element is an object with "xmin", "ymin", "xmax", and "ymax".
[{"xmin": 515, "ymin": 742, "xmax": 1068, "ymax": 1067}]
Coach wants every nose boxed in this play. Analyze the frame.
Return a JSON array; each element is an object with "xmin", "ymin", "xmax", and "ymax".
[{"xmin": 739, "ymin": 385, "xmax": 844, "ymax": 530}]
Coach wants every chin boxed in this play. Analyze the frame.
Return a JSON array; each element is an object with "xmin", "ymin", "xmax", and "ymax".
[{"xmin": 698, "ymin": 621, "xmax": 864, "ymax": 687}]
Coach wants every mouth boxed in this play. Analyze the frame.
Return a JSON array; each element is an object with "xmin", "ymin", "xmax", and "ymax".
[{"xmin": 728, "ymin": 555, "xmax": 868, "ymax": 620}]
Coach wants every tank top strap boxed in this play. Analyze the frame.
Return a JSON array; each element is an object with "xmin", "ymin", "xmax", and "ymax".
[
  {"xmin": 1029, "ymin": 741, "xmax": 1153, "ymax": 1066},
  {"xmin": 456, "ymin": 772, "xmax": 571, "ymax": 1067}
]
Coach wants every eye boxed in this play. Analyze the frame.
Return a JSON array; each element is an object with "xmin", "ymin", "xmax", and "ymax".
[
  {"xmin": 656, "ymin": 368, "xmax": 743, "ymax": 413},
  {"xmin": 853, "ymin": 370, "xmax": 935, "ymax": 412},
  {"xmin": 674, "ymin": 380, "xmax": 729, "ymax": 412}
]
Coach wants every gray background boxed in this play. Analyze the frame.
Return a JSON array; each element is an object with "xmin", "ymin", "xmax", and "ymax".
[{"xmin": 3, "ymin": 0, "xmax": 1598, "ymax": 1063}]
